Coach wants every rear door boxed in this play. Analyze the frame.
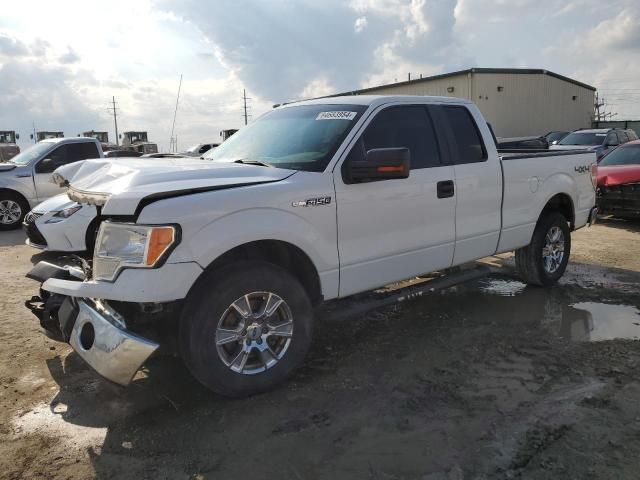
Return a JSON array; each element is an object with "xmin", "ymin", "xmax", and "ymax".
[
  {"xmin": 334, "ymin": 104, "xmax": 457, "ymax": 297},
  {"xmin": 436, "ymin": 105, "xmax": 502, "ymax": 265},
  {"xmin": 34, "ymin": 142, "xmax": 100, "ymax": 200}
]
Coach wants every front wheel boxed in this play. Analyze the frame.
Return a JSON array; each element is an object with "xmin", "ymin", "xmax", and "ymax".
[
  {"xmin": 515, "ymin": 212, "xmax": 571, "ymax": 286},
  {"xmin": 180, "ymin": 261, "xmax": 314, "ymax": 397}
]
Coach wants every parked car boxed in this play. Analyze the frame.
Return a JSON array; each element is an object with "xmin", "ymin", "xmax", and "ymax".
[
  {"xmin": 23, "ymin": 194, "xmax": 97, "ymax": 251},
  {"xmin": 26, "ymin": 95, "xmax": 597, "ymax": 397},
  {"xmin": 597, "ymin": 140, "xmax": 640, "ymax": 218},
  {"xmin": 104, "ymin": 150, "xmax": 144, "ymax": 158},
  {"xmin": 550, "ymin": 128, "xmax": 637, "ymax": 160},
  {"xmin": 497, "ymin": 136, "xmax": 549, "ymax": 150},
  {"xmin": 543, "ymin": 131, "xmax": 570, "ymax": 145},
  {"xmin": 0, "ymin": 137, "xmax": 103, "ymax": 230},
  {"xmin": 182, "ymin": 143, "xmax": 219, "ymax": 157}
]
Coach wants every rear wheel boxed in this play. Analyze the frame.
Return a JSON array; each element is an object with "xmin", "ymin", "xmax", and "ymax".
[
  {"xmin": 0, "ymin": 192, "xmax": 29, "ymax": 231},
  {"xmin": 515, "ymin": 212, "xmax": 571, "ymax": 286},
  {"xmin": 180, "ymin": 261, "xmax": 314, "ymax": 397}
]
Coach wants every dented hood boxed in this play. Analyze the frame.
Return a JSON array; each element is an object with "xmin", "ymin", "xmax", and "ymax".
[
  {"xmin": 597, "ymin": 165, "xmax": 640, "ymax": 187},
  {"xmin": 53, "ymin": 158, "xmax": 295, "ymax": 215}
]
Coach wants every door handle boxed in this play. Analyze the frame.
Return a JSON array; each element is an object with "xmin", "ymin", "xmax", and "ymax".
[{"xmin": 437, "ymin": 180, "xmax": 455, "ymax": 199}]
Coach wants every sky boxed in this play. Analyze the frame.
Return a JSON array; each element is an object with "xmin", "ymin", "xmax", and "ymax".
[{"xmin": 1, "ymin": 0, "xmax": 639, "ymax": 151}]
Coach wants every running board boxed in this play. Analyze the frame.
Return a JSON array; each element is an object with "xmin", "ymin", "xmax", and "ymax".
[{"xmin": 320, "ymin": 265, "xmax": 491, "ymax": 321}]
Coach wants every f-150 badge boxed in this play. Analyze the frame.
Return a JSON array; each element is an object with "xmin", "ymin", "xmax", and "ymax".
[{"xmin": 292, "ymin": 196, "xmax": 332, "ymax": 207}]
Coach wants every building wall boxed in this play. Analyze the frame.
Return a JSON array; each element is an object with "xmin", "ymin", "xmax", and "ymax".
[
  {"xmin": 357, "ymin": 74, "xmax": 470, "ymax": 99},
  {"xmin": 355, "ymin": 72, "xmax": 594, "ymax": 138},
  {"xmin": 471, "ymin": 73, "xmax": 594, "ymax": 137}
]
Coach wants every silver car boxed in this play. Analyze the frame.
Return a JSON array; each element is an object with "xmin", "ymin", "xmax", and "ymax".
[{"xmin": 0, "ymin": 137, "xmax": 103, "ymax": 230}]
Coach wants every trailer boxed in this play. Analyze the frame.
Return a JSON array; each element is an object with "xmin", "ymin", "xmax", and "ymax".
[{"xmin": 0, "ymin": 131, "xmax": 20, "ymax": 162}]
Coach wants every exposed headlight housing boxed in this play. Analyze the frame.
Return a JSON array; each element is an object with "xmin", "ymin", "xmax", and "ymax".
[
  {"xmin": 45, "ymin": 204, "xmax": 82, "ymax": 223},
  {"xmin": 93, "ymin": 222, "xmax": 179, "ymax": 281}
]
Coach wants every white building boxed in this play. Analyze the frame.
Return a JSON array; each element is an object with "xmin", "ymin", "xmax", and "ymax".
[{"xmin": 334, "ymin": 68, "xmax": 596, "ymax": 138}]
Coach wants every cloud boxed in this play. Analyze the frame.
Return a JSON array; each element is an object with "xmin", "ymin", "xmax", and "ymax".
[
  {"xmin": 0, "ymin": 31, "xmax": 48, "ymax": 58},
  {"xmin": 58, "ymin": 46, "xmax": 80, "ymax": 64},
  {"xmin": 0, "ymin": 32, "xmax": 29, "ymax": 57},
  {"xmin": 354, "ymin": 16, "xmax": 368, "ymax": 33},
  {"xmin": 0, "ymin": 60, "xmax": 104, "ymax": 140},
  {"xmin": 154, "ymin": 0, "xmax": 465, "ymax": 101}
]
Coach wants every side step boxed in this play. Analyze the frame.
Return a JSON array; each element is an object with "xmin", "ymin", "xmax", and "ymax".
[{"xmin": 320, "ymin": 264, "xmax": 491, "ymax": 321}]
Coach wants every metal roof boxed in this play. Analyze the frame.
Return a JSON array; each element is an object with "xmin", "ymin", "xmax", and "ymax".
[{"xmin": 333, "ymin": 68, "xmax": 596, "ymax": 96}]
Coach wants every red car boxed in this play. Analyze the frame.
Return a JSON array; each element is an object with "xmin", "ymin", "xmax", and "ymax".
[{"xmin": 597, "ymin": 140, "xmax": 640, "ymax": 218}]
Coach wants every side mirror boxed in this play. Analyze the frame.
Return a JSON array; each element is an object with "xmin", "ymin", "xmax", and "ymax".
[
  {"xmin": 15, "ymin": 133, "xmax": 19, "ymax": 140},
  {"xmin": 36, "ymin": 158, "xmax": 56, "ymax": 174},
  {"xmin": 347, "ymin": 148, "xmax": 410, "ymax": 183},
  {"xmin": 551, "ymin": 140, "xmax": 559, "ymax": 145}
]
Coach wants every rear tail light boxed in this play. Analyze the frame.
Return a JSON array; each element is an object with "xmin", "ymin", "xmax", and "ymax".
[{"xmin": 590, "ymin": 163, "xmax": 598, "ymax": 190}]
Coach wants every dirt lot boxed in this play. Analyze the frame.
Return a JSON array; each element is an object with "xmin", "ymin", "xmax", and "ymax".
[{"xmin": 1, "ymin": 218, "xmax": 640, "ymax": 479}]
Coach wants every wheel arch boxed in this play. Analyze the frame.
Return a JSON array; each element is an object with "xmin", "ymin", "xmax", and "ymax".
[
  {"xmin": 0, "ymin": 187, "xmax": 30, "ymax": 209},
  {"xmin": 540, "ymin": 192, "xmax": 575, "ymax": 230},
  {"xmin": 197, "ymin": 239, "xmax": 324, "ymax": 306}
]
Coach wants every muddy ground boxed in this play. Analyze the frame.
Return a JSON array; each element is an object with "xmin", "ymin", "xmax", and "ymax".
[{"xmin": 1, "ymin": 218, "xmax": 640, "ymax": 479}]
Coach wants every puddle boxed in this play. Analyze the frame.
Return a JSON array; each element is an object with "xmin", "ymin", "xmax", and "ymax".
[
  {"xmin": 394, "ymin": 275, "xmax": 640, "ymax": 343},
  {"xmin": 567, "ymin": 302, "xmax": 640, "ymax": 342},
  {"xmin": 478, "ymin": 278, "xmax": 527, "ymax": 297}
]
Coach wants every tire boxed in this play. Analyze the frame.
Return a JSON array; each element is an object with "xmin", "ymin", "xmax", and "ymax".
[
  {"xmin": 179, "ymin": 260, "xmax": 314, "ymax": 397},
  {"xmin": 0, "ymin": 191, "xmax": 29, "ymax": 231},
  {"xmin": 515, "ymin": 212, "xmax": 571, "ymax": 286}
]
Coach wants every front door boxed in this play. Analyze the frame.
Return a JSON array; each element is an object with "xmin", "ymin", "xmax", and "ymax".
[
  {"xmin": 33, "ymin": 142, "xmax": 100, "ymax": 201},
  {"xmin": 334, "ymin": 104, "xmax": 457, "ymax": 297}
]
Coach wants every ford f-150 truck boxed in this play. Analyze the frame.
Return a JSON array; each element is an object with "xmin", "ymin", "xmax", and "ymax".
[
  {"xmin": 25, "ymin": 96, "xmax": 598, "ymax": 397},
  {"xmin": 0, "ymin": 137, "xmax": 103, "ymax": 230}
]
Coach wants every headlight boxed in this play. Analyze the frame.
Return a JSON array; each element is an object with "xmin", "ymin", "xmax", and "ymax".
[
  {"xmin": 93, "ymin": 222, "xmax": 178, "ymax": 281},
  {"xmin": 45, "ymin": 204, "xmax": 82, "ymax": 224}
]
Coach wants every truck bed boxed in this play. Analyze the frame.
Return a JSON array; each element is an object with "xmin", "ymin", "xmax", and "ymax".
[{"xmin": 496, "ymin": 149, "xmax": 597, "ymax": 254}]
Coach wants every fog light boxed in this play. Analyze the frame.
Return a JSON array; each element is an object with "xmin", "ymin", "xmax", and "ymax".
[{"xmin": 79, "ymin": 322, "xmax": 95, "ymax": 350}]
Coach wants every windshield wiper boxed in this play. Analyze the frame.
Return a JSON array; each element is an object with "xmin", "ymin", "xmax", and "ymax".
[{"xmin": 233, "ymin": 159, "xmax": 273, "ymax": 168}]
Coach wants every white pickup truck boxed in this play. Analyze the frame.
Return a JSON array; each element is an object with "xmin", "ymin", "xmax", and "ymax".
[
  {"xmin": 0, "ymin": 137, "xmax": 103, "ymax": 230},
  {"xmin": 25, "ymin": 96, "xmax": 598, "ymax": 397}
]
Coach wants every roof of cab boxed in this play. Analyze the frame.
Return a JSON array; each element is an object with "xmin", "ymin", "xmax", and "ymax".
[
  {"xmin": 40, "ymin": 136, "xmax": 100, "ymax": 144},
  {"xmin": 281, "ymin": 94, "xmax": 473, "ymax": 109}
]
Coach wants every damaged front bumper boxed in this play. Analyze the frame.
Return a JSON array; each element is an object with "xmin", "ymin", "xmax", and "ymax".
[
  {"xmin": 25, "ymin": 261, "xmax": 159, "ymax": 386},
  {"xmin": 598, "ymin": 183, "xmax": 640, "ymax": 218}
]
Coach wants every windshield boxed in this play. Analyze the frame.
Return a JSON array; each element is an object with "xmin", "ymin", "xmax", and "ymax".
[
  {"xmin": 558, "ymin": 132, "xmax": 606, "ymax": 146},
  {"xmin": 205, "ymin": 104, "xmax": 367, "ymax": 171},
  {"xmin": 7, "ymin": 142, "xmax": 52, "ymax": 165},
  {"xmin": 599, "ymin": 145, "xmax": 640, "ymax": 166}
]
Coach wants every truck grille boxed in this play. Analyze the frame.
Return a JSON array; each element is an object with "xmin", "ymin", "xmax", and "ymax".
[
  {"xmin": 24, "ymin": 211, "xmax": 43, "ymax": 225},
  {"xmin": 22, "ymin": 211, "xmax": 47, "ymax": 247}
]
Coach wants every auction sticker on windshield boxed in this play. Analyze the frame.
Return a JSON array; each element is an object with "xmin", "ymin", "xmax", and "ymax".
[{"xmin": 316, "ymin": 111, "xmax": 358, "ymax": 120}]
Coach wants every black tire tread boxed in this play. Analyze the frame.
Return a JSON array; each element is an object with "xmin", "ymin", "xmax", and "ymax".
[
  {"xmin": 0, "ymin": 191, "xmax": 29, "ymax": 231},
  {"xmin": 515, "ymin": 211, "xmax": 571, "ymax": 286},
  {"xmin": 179, "ymin": 260, "xmax": 313, "ymax": 397}
]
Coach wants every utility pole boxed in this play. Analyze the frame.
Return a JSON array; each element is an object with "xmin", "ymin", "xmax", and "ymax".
[
  {"xmin": 111, "ymin": 96, "xmax": 120, "ymax": 146},
  {"xmin": 594, "ymin": 92, "xmax": 605, "ymax": 123},
  {"xmin": 170, "ymin": 74, "xmax": 183, "ymax": 153},
  {"xmin": 243, "ymin": 89, "xmax": 251, "ymax": 125}
]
